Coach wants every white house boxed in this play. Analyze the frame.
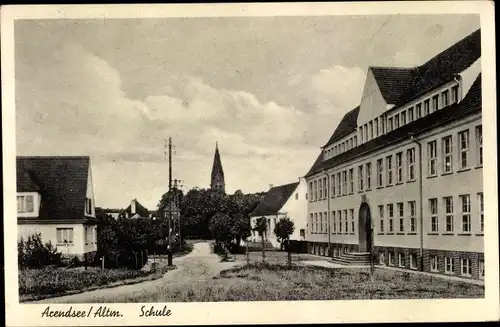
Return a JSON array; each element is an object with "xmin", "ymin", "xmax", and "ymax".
[
  {"xmin": 17, "ymin": 156, "xmax": 98, "ymax": 261},
  {"xmin": 249, "ymin": 178, "xmax": 308, "ymax": 248}
]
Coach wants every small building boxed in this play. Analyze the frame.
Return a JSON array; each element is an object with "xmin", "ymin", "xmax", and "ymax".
[
  {"xmin": 17, "ymin": 156, "xmax": 98, "ymax": 260},
  {"xmin": 121, "ymin": 198, "xmax": 149, "ymax": 219},
  {"xmin": 249, "ymin": 178, "xmax": 308, "ymax": 248}
]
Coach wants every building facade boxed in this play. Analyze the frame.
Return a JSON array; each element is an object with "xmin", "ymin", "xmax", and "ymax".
[
  {"xmin": 249, "ymin": 179, "xmax": 308, "ymax": 248},
  {"xmin": 305, "ymin": 29, "xmax": 483, "ymax": 280},
  {"xmin": 17, "ymin": 156, "xmax": 98, "ymax": 260}
]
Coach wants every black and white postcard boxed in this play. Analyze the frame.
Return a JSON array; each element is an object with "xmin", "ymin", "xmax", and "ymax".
[{"xmin": 2, "ymin": 2, "xmax": 498, "ymax": 326}]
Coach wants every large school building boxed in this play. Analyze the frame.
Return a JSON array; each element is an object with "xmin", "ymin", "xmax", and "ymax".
[{"xmin": 304, "ymin": 29, "xmax": 483, "ymax": 280}]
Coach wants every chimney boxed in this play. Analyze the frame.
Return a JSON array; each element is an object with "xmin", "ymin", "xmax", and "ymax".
[{"xmin": 131, "ymin": 198, "xmax": 136, "ymax": 215}]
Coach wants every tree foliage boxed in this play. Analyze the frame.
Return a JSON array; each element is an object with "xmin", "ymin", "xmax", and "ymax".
[
  {"xmin": 18, "ymin": 233, "xmax": 62, "ymax": 269},
  {"xmin": 274, "ymin": 216, "xmax": 295, "ymax": 250}
]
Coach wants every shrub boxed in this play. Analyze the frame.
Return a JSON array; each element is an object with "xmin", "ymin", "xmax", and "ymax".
[{"xmin": 18, "ymin": 234, "xmax": 62, "ymax": 269}]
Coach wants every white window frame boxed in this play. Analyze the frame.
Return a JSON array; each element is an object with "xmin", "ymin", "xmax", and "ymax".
[
  {"xmin": 416, "ymin": 103, "xmax": 422, "ymax": 118},
  {"xmin": 344, "ymin": 209, "xmax": 348, "ymax": 232},
  {"xmin": 408, "ymin": 107, "xmax": 414, "ymax": 122},
  {"xmin": 478, "ymin": 192, "xmax": 484, "ymax": 232},
  {"xmin": 430, "ymin": 255, "xmax": 439, "ymax": 272},
  {"xmin": 407, "ymin": 148, "xmax": 415, "ymax": 181},
  {"xmin": 401, "ymin": 111, "xmax": 407, "ymax": 125},
  {"xmin": 398, "ymin": 252, "xmax": 405, "ymax": 267},
  {"xmin": 374, "ymin": 118, "xmax": 379, "ymax": 137},
  {"xmin": 388, "ymin": 117, "xmax": 393, "ymax": 132},
  {"xmin": 349, "ymin": 168, "xmax": 354, "ymax": 194},
  {"xmin": 445, "ymin": 257, "xmax": 454, "ymax": 274},
  {"xmin": 461, "ymin": 258, "xmax": 472, "ymax": 277},
  {"xmin": 56, "ymin": 228, "xmax": 74, "ymax": 245},
  {"xmin": 396, "ymin": 152, "xmax": 403, "ymax": 183},
  {"xmin": 452, "ymin": 85, "xmax": 459, "ymax": 103},
  {"xmin": 410, "ymin": 254, "xmax": 417, "ymax": 269},
  {"xmin": 388, "ymin": 204, "xmax": 394, "ymax": 232},
  {"xmin": 409, "ymin": 201, "xmax": 416, "ymax": 233},
  {"xmin": 17, "ymin": 194, "xmax": 35, "ymax": 213},
  {"xmin": 332, "ymin": 211, "xmax": 336, "ymax": 233},
  {"xmin": 432, "ymin": 94, "xmax": 439, "ymax": 111},
  {"xmin": 444, "ymin": 197, "xmax": 454, "ymax": 232},
  {"xmin": 319, "ymin": 179, "xmax": 323, "ymax": 199},
  {"xmin": 423, "ymin": 99, "xmax": 430, "ymax": 115},
  {"xmin": 369, "ymin": 121, "xmax": 373, "ymax": 140},
  {"xmin": 314, "ymin": 180, "xmax": 317, "ymax": 201},
  {"xmin": 460, "ymin": 194, "xmax": 471, "ymax": 233},
  {"xmin": 319, "ymin": 212, "xmax": 323, "ymax": 233},
  {"xmin": 358, "ymin": 165, "xmax": 364, "ymax": 191},
  {"xmin": 388, "ymin": 252, "xmax": 394, "ymax": 266},
  {"xmin": 442, "ymin": 90, "xmax": 449, "ymax": 107},
  {"xmin": 350, "ymin": 209, "xmax": 355, "ymax": 233},
  {"xmin": 430, "ymin": 198, "xmax": 438, "ymax": 232},
  {"xmin": 342, "ymin": 171, "xmax": 347, "ymax": 195},
  {"xmin": 395, "ymin": 115, "xmax": 400, "ymax": 128},
  {"xmin": 366, "ymin": 162, "xmax": 372, "ymax": 190},
  {"xmin": 458, "ymin": 130, "xmax": 469, "ymax": 169},
  {"xmin": 443, "ymin": 135, "xmax": 453, "ymax": 173},
  {"xmin": 323, "ymin": 177, "xmax": 328, "ymax": 199},
  {"xmin": 379, "ymin": 252, "xmax": 385, "ymax": 265},
  {"xmin": 397, "ymin": 202, "xmax": 404, "ymax": 232},
  {"xmin": 338, "ymin": 210, "xmax": 342, "ymax": 233},
  {"xmin": 337, "ymin": 173, "xmax": 341, "ymax": 197},
  {"xmin": 427, "ymin": 141, "xmax": 437, "ymax": 176},
  {"xmin": 377, "ymin": 159, "xmax": 383, "ymax": 187},
  {"xmin": 476, "ymin": 125, "xmax": 483, "ymax": 166},
  {"xmin": 378, "ymin": 205, "xmax": 384, "ymax": 233},
  {"xmin": 479, "ymin": 260, "xmax": 485, "ymax": 280},
  {"xmin": 386, "ymin": 155, "xmax": 393, "ymax": 185}
]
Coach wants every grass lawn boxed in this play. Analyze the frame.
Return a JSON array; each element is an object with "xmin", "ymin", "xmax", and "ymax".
[
  {"xmin": 115, "ymin": 262, "xmax": 484, "ymax": 302},
  {"xmin": 232, "ymin": 250, "xmax": 328, "ymax": 265}
]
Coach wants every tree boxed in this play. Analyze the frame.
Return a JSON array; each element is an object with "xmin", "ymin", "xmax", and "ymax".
[
  {"xmin": 253, "ymin": 217, "xmax": 267, "ymax": 262},
  {"xmin": 274, "ymin": 216, "xmax": 295, "ymax": 266}
]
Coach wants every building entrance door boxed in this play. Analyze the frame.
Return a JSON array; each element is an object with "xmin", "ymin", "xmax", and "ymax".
[{"xmin": 358, "ymin": 202, "xmax": 372, "ymax": 252}]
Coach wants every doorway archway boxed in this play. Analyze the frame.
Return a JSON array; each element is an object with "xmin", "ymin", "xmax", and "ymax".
[{"xmin": 358, "ymin": 202, "xmax": 372, "ymax": 252}]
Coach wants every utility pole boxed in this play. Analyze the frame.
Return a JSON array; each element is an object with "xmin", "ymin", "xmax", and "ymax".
[{"xmin": 167, "ymin": 137, "xmax": 173, "ymax": 266}]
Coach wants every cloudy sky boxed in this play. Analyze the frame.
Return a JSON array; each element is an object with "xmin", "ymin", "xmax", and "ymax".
[{"xmin": 15, "ymin": 14, "xmax": 479, "ymax": 209}]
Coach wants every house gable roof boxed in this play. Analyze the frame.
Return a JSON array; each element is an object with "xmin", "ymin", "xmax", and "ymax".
[
  {"xmin": 370, "ymin": 67, "xmax": 418, "ymax": 105},
  {"xmin": 323, "ymin": 106, "xmax": 360, "ymax": 148},
  {"xmin": 250, "ymin": 182, "xmax": 299, "ymax": 217},
  {"xmin": 16, "ymin": 156, "xmax": 90, "ymax": 220},
  {"xmin": 124, "ymin": 199, "xmax": 149, "ymax": 218},
  {"xmin": 306, "ymin": 73, "xmax": 481, "ymax": 178}
]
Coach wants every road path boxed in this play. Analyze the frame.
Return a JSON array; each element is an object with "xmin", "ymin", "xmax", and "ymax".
[{"xmin": 35, "ymin": 242, "xmax": 239, "ymax": 303}]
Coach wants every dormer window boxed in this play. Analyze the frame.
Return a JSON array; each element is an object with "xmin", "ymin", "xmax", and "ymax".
[
  {"xmin": 395, "ymin": 115, "xmax": 400, "ymax": 128},
  {"xmin": 442, "ymin": 90, "xmax": 449, "ymax": 107},
  {"xmin": 359, "ymin": 127, "xmax": 364, "ymax": 143},
  {"xmin": 388, "ymin": 117, "xmax": 393, "ymax": 132},
  {"xmin": 416, "ymin": 103, "xmax": 422, "ymax": 118},
  {"xmin": 85, "ymin": 198, "xmax": 92, "ymax": 215},
  {"xmin": 432, "ymin": 95, "xmax": 439, "ymax": 112},
  {"xmin": 374, "ymin": 118, "xmax": 379, "ymax": 137},
  {"xmin": 401, "ymin": 111, "xmax": 406, "ymax": 125},
  {"xmin": 17, "ymin": 195, "xmax": 34, "ymax": 213},
  {"xmin": 354, "ymin": 136, "xmax": 358, "ymax": 147},
  {"xmin": 408, "ymin": 107, "xmax": 414, "ymax": 122},
  {"xmin": 424, "ymin": 100, "xmax": 430, "ymax": 115},
  {"xmin": 452, "ymin": 85, "xmax": 459, "ymax": 103}
]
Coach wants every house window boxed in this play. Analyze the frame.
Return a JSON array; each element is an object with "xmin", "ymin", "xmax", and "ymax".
[
  {"xmin": 423, "ymin": 99, "xmax": 430, "ymax": 115},
  {"xmin": 369, "ymin": 121, "xmax": 374, "ymax": 140},
  {"xmin": 444, "ymin": 196, "xmax": 454, "ymax": 232},
  {"xmin": 398, "ymin": 252, "xmax": 405, "ymax": 267},
  {"xmin": 427, "ymin": 141, "xmax": 437, "ymax": 176},
  {"xmin": 379, "ymin": 252, "xmax": 385, "ymax": 265},
  {"xmin": 452, "ymin": 85, "xmax": 459, "ymax": 103},
  {"xmin": 84, "ymin": 226, "xmax": 88, "ymax": 245},
  {"xmin": 409, "ymin": 201, "xmax": 416, "ymax": 232},
  {"xmin": 300, "ymin": 229, "xmax": 305, "ymax": 239},
  {"xmin": 353, "ymin": 135, "xmax": 358, "ymax": 147},
  {"xmin": 358, "ymin": 165, "xmax": 364, "ymax": 191},
  {"xmin": 319, "ymin": 213, "xmax": 323, "ymax": 233},
  {"xmin": 408, "ymin": 107, "xmax": 414, "ymax": 122},
  {"xmin": 461, "ymin": 258, "xmax": 472, "ymax": 277},
  {"xmin": 460, "ymin": 194, "xmax": 471, "ymax": 233},
  {"xmin": 314, "ymin": 181, "xmax": 317, "ymax": 201},
  {"xmin": 458, "ymin": 130, "xmax": 469, "ymax": 169},
  {"xmin": 407, "ymin": 148, "xmax": 415, "ymax": 181},
  {"xmin": 443, "ymin": 136, "xmax": 453, "ymax": 173},
  {"xmin": 377, "ymin": 159, "xmax": 383, "ymax": 187},
  {"xmin": 388, "ymin": 117, "xmax": 393, "ymax": 132},
  {"xmin": 324, "ymin": 177, "xmax": 328, "ymax": 198},
  {"xmin": 432, "ymin": 94, "xmax": 439, "ymax": 111},
  {"xmin": 85, "ymin": 198, "xmax": 92, "ymax": 215},
  {"xmin": 374, "ymin": 118, "xmax": 379, "ymax": 137},
  {"xmin": 410, "ymin": 254, "xmax": 417, "ymax": 269},
  {"xmin": 56, "ymin": 228, "xmax": 74, "ymax": 244},
  {"xmin": 396, "ymin": 152, "xmax": 403, "ymax": 183},
  {"xmin": 344, "ymin": 209, "xmax": 348, "ymax": 232},
  {"xmin": 319, "ymin": 179, "xmax": 323, "ymax": 199},
  {"xmin": 295, "ymin": 193, "xmax": 299, "ymax": 200},
  {"xmin": 401, "ymin": 111, "xmax": 407, "ymax": 125},
  {"xmin": 337, "ymin": 173, "xmax": 342, "ymax": 197},
  {"xmin": 478, "ymin": 193, "xmax": 484, "ymax": 232},
  {"xmin": 476, "ymin": 125, "xmax": 483, "ymax": 166},
  {"xmin": 364, "ymin": 124, "xmax": 368, "ymax": 142},
  {"xmin": 445, "ymin": 257, "xmax": 454, "ymax": 274},
  {"xmin": 378, "ymin": 205, "xmax": 384, "ymax": 233},
  {"xmin": 314, "ymin": 213, "xmax": 318, "ymax": 233},
  {"xmin": 338, "ymin": 210, "xmax": 342, "ymax": 233},
  {"xmin": 331, "ymin": 175, "xmax": 335, "ymax": 198},
  {"xmin": 332, "ymin": 211, "xmax": 336, "ymax": 233},
  {"xmin": 17, "ymin": 195, "xmax": 34, "ymax": 213},
  {"xmin": 349, "ymin": 168, "xmax": 354, "ymax": 194},
  {"xmin": 350, "ymin": 209, "xmax": 355, "ymax": 233},
  {"xmin": 386, "ymin": 155, "xmax": 393, "ymax": 185},
  {"xmin": 479, "ymin": 260, "xmax": 485, "ymax": 280},
  {"xmin": 388, "ymin": 252, "xmax": 394, "ymax": 266},
  {"xmin": 388, "ymin": 204, "xmax": 394, "ymax": 232},
  {"xmin": 310, "ymin": 214, "xmax": 313, "ymax": 233},
  {"xmin": 416, "ymin": 103, "xmax": 422, "ymax": 118},
  {"xmin": 308, "ymin": 182, "xmax": 313, "ymax": 202},
  {"xmin": 395, "ymin": 115, "xmax": 400, "ymax": 128},
  {"xmin": 430, "ymin": 255, "xmax": 439, "ymax": 272},
  {"xmin": 442, "ymin": 90, "xmax": 449, "ymax": 107},
  {"xmin": 366, "ymin": 162, "xmax": 372, "ymax": 190},
  {"xmin": 381, "ymin": 117, "xmax": 385, "ymax": 134},
  {"xmin": 430, "ymin": 198, "xmax": 438, "ymax": 232},
  {"xmin": 397, "ymin": 202, "xmax": 404, "ymax": 232},
  {"xmin": 359, "ymin": 127, "xmax": 363, "ymax": 143},
  {"xmin": 342, "ymin": 171, "xmax": 347, "ymax": 195}
]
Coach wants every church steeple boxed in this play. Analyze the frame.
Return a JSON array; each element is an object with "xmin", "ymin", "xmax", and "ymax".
[{"xmin": 211, "ymin": 142, "xmax": 225, "ymax": 193}]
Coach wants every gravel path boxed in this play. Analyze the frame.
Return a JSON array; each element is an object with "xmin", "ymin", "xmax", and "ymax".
[{"xmin": 35, "ymin": 242, "xmax": 239, "ymax": 303}]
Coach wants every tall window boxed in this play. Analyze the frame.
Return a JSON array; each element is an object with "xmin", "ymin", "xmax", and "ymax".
[
  {"xmin": 319, "ymin": 213, "xmax": 323, "ymax": 233},
  {"xmin": 338, "ymin": 210, "xmax": 342, "ymax": 233},
  {"xmin": 388, "ymin": 204, "xmax": 394, "ymax": 232},
  {"xmin": 314, "ymin": 181, "xmax": 317, "ymax": 201},
  {"xmin": 430, "ymin": 198, "xmax": 438, "ymax": 232},
  {"xmin": 409, "ymin": 201, "xmax": 416, "ymax": 232},
  {"xmin": 461, "ymin": 258, "xmax": 472, "ymax": 276},
  {"xmin": 396, "ymin": 152, "xmax": 403, "ymax": 183},
  {"xmin": 386, "ymin": 156, "xmax": 393, "ymax": 185},
  {"xmin": 444, "ymin": 196, "xmax": 454, "ymax": 232},
  {"xmin": 401, "ymin": 111, "xmax": 407, "ymax": 125},
  {"xmin": 460, "ymin": 195, "xmax": 471, "ymax": 233},
  {"xmin": 342, "ymin": 171, "xmax": 347, "ymax": 195},
  {"xmin": 366, "ymin": 162, "xmax": 372, "ymax": 190},
  {"xmin": 56, "ymin": 228, "xmax": 74, "ymax": 244},
  {"xmin": 381, "ymin": 117, "xmax": 385, "ymax": 134},
  {"xmin": 319, "ymin": 179, "xmax": 323, "ymax": 199},
  {"xmin": 369, "ymin": 121, "xmax": 374, "ymax": 140},
  {"xmin": 323, "ymin": 177, "xmax": 328, "ymax": 199},
  {"xmin": 358, "ymin": 165, "xmax": 364, "ymax": 191},
  {"xmin": 476, "ymin": 125, "xmax": 483, "ymax": 166},
  {"xmin": 17, "ymin": 195, "xmax": 34, "ymax": 213},
  {"xmin": 458, "ymin": 130, "xmax": 469, "ymax": 169},
  {"xmin": 478, "ymin": 193, "xmax": 484, "ymax": 232},
  {"xmin": 416, "ymin": 103, "xmax": 422, "ymax": 118},
  {"xmin": 442, "ymin": 90, "xmax": 449, "ymax": 107},
  {"xmin": 359, "ymin": 127, "xmax": 363, "ymax": 143},
  {"xmin": 315, "ymin": 213, "xmax": 318, "ymax": 233},
  {"xmin": 308, "ymin": 182, "xmax": 313, "ymax": 202},
  {"xmin": 432, "ymin": 95, "xmax": 439, "ymax": 111},
  {"xmin": 397, "ymin": 202, "xmax": 404, "ymax": 232},
  {"xmin": 398, "ymin": 253, "xmax": 405, "ymax": 267},
  {"xmin": 428, "ymin": 141, "xmax": 437, "ymax": 176},
  {"xmin": 479, "ymin": 260, "xmax": 485, "ymax": 280},
  {"xmin": 388, "ymin": 117, "xmax": 393, "ymax": 132},
  {"xmin": 364, "ymin": 124, "xmax": 368, "ymax": 142},
  {"xmin": 445, "ymin": 257, "xmax": 454, "ymax": 274},
  {"xmin": 337, "ymin": 173, "xmax": 342, "ymax": 197},
  {"xmin": 410, "ymin": 254, "xmax": 417, "ymax": 269},
  {"xmin": 350, "ymin": 209, "xmax": 355, "ymax": 233},
  {"xmin": 452, "ymin": 85, "xmax": 459, "ymax": 103},
  {"xmin": 388, "ymin": 252, "xmax": 394, "ymax": 266},
  {"xmin": 310, "ymin": 214, "xmax": 313, "ymax": 233},
  {"xmin": 354, "ymin": 135, "xmax": 358, "ymax": 147},
  {"xmin": 374, "ymin": 118, "xmax": 379, "ymax": 137},
  {"xmin": 443, "ymin": 136, "xmax": 453, "ymax": 173},
  {"xmin": 377, "ymin": 159, "xmax": 383, "ymax": 187},
  {"xmin": 85, "ymin": 198, "xmax": 92, "ymax": 215},
  {"xmin": 379, "ymin": 205, "xmax": 384, "ymax": 233},
  {"xmin": 430, "ymin": 255, "xmax": 439, "ymax": 272},
  {"xmin": 332, "ymin": 211, "xmax": 336, "ymax": 233},
  {"xmin": 349, "ymin": 168, "xmax": 354, "ymax": 194},
  {"xmin": 423, "ymin": 99, "xmax": 430, "ymax": 115},
  {"xmin": 408, "ymin": 107, "xmax": 414, "ymax": 122},
  {"xmin": 395, "ymin": 115, "xmax": 400, "ymax": 128},
  {"xmin": 344, "ymin": 209, "xmax": 348, "ymax": 232},
  {"xmin": 331, "ymin": 175, "xmax": 335, "ymax": 198},
  {"xmin": 406, "ymin": 148, "xmax": 415, "ymax": 181}
]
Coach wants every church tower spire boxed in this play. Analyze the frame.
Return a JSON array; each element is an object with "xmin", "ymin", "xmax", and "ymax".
[{"xmin": 210, "ymin": 142, "xmax": 225, "ymax": 193}]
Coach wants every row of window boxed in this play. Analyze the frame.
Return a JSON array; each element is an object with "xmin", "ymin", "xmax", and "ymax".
[
  {"xmin": 428, "ymin": 193, "xmax": 484, "ymax": 234},
  {"xmin": 309, "ymin": 125, "xmax": 482, "ymax": 203},
  {"xmin": 377, "ymin": 201, "xmax": 418, "ymax": 234},
  {"xmin": 309, "ymin": 209, "xmax": 356, "ymax": 235},
  {"xmin": 324, "ymin": 135, "xmax": 359, "ymax": 159}
]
